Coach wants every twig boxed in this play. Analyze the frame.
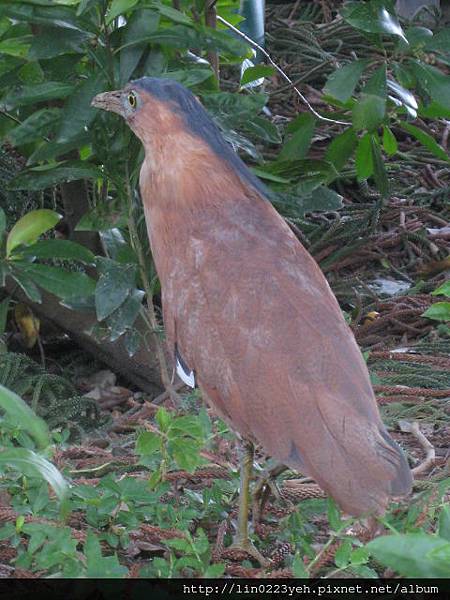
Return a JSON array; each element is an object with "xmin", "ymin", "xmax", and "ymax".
[{"xmin": 216, "ymin": 15, "xmax": 350, "ymax": 126}]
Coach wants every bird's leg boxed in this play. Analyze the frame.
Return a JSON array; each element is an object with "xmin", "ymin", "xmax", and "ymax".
[
  {"xmin": 253, "ymin": 464, "xmax": 289, "ymax": 523},
  {"xmin": 229, "ymin": 440, "xmax": 269, "ymax": 567}
]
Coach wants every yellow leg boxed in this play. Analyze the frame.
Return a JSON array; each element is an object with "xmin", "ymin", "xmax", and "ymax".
[{"xmin": 229, "ymin": 440, "xmax": 270, "ymax": 567}]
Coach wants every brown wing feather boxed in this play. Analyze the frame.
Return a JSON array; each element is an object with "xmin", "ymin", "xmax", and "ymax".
[{"xmin": 153, "ymin": 191, "xmax": 411, "ymax": 516}]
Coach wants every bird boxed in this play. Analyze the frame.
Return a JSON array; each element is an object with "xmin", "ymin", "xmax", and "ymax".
[{"xmin": 92, "ymin": 78, "xmax": 412, "ymax": 561}]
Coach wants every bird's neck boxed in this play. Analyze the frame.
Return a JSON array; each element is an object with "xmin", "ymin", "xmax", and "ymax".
[{"xmin": 139, "ymin": 131, "xmax": 247, "ymax": 213}]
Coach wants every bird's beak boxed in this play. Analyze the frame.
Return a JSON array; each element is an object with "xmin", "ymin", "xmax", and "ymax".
[{"xmin": 91, "ymin": 90, "xmax": 124, "ymax": 115}]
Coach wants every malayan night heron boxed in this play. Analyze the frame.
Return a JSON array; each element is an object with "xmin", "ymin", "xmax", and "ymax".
[{"xmin": 92, "ymin": 78, "xmax": 412, "ymax": 563}]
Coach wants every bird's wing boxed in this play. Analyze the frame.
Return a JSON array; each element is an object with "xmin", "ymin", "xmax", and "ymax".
[{"xmin": 166, "ymin": 195, "xmax": 411, "ymax": 515}]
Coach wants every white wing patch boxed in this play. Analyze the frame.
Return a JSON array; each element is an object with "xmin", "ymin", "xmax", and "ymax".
[{"xmin": 175, "ymin": 349, "xmax": 196, "ymax": 388}]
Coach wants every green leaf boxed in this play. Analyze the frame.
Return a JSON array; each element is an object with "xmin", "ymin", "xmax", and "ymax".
[
  {"xmin": 106, "ymin": 0, "xmax": 139, "ymax": 24},
  {"xmin": 0, "ymin": 298, "xmax": 9, "ymax": 336},
  {"xmin": 422, "ymin": 302, "xmax": 450, "ymax": 322},
  {"xmin": 0, "ymin": 36, "xmax": 31, "ymax": 58},
  {"xmin": 327, "ymin": 497, "xmax": 342, "ymax": 531},
  {"xmin": 411, "ymin": 62, "xmax": 450, "ymax": 110},
  {"xmin": 335, "ymin": 539, "xmax": 352, "ymax": 568},
  {"xmin": 106, "ymin": 289, "xmax": 144, "ymax": 341},
  {"xmin": 352, "ymin": 94, "xmax": 386, "ymax": 132},
  {"xmin": 169, "ymin": 438, "xmax": 201, "ymax": 472},
  {"xmin": 424, "ymin": 28, "xmax": 450, "ymax": 53},
  {"xmin": 6, "ymin": 209, "xmax": 61, "ymax": 257},
  {"xmin": 399, "ymin": 122, "xmax": 449, "ymax": 162},
  {"xmin": 11, "ymin": 273, "xmax": 42, "ymax": 303},
  {"xmin": 240, "ymin": 65, "xmax": 275, "ymax": 87},
  {"xmin": 0, "ymin": 448, "xmax": 68, "ymax": 503},
  {"xmin": 123, "ymin": 329, "xmax": 140, "ymax": 357},
  {"xmin": 292, "ymin": 552, "xmax": 309, "ymax": 578},
  {"xmin": 15, "ymin": 263, "xmax": 96, "ymax": 300},
  {"xmin": 431, "ymin": 281, "xmax": 450, "ymax": 297},
  {"xmin": 371, "ymin": 135, "xmax": 389, "ymax": 198},
  {"xmin": 156, "ymin": 407, "xmax": 171, "ymax": 432},
  {"xmin": 368, "ymin": 533, "xmax": 450, "ymax": 577},
  {"xmin": 29, "ymin": 26, "xmax": 90, "ymax": 59},
  {"xmin": 8, "ymin": 161, "xmax": 101, "ymax": 191},
  {"xmin": 154, "ymin": 3, "xmax": 192, "ymax": 25},
  {"xmin": 136, "ymin": 431, "xmax": 161, "ymax": 456},
  {"xmin": 382, "ymin": 126, "xmax": 398, "ymax": 156},
  {"xmin": 342, "ymin": 1, "xmax": 407, "ymax": 42},
  {"xmin": 365, "ymin": 64, "xmax": 387, "ymax": 99},
  {"xmin": 355, "ymin": 133, "xmax": 373, "ymax": 180},
  {"xmin": 84, "ymin": 531, "xmax": 128, "ymax": 577},
  {"xmin": 170, "ymin": 415, "xmax": 204, "ymax": 440},
  {"xmin": 14, "ymin": 239, "xmax": 95, "ymax": 264},
  {"xmin": 95, "ymin": 258, "xmax": 137, "ymax": 321},
  {"xmin": 8, "ymin": 108, "xmax": 60, "ymax": 147},
  {"xmin": 57, "ymin": 73, "xmax": 107, "ymax": 143},
  {"xmin": 325, "ymin": 127, "xmax": 357, "ymax": 170},
  {"xmin": 119, "ymin": 8, "xmax": 160, "ymax": 84},
  {"xmin": 324, "ymin": 60, "xmax": 368, "ymax": 102},
  {"xmin": 279, "ymin": 114, "xmax": 315, "ymax": 161},
  {"xmin": 0, "ymin": 208, "xmax": 6, "ymax": 240},
  {"xmin": 439, "ymin": 506, "xmax": 450, "ymax": 542},
  {"xmin": 5, "ymin": 82, "xmax": 74, "ymax": 107},
  {"xmin": 161, "ymin": 68, "xmax": 214, "ymax": 88},
  {"xmin": 0, "ymin": 385, "xmax": 49, "ymax": 449}
]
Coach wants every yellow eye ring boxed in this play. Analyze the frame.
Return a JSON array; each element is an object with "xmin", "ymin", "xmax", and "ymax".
[{"xmin": 128, "ymin": 92, "xmax": 137, "ymax": 108}]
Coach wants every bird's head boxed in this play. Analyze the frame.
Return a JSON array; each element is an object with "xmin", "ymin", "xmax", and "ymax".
[
  {"xmin": 91, "ymin": 77, "xmax": 207, "ymax": 146},
  {"xmin": 91, "ymin": 77, "xmax": 268, "ymax": 197}
]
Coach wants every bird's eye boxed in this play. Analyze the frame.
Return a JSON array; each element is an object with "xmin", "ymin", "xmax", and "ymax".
[{"xmin": 128, "ymin": 92, "xmax": 137, "ymax": 108}]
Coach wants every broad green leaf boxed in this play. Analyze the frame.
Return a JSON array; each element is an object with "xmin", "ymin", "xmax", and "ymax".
[
  {"xmin": 0, "ymin": 208, "xmax": 6, "ymax": 240},
  {"xmin": 0, "ymin": 298, "xmax": 9, "ymax": 336},
  {"xmin": 431, "ymin": 281, "xmax": 450, "ymax": 297},
  {"xmin": 292, "ymin": 553, "xmax": 309, "ymax": 578},
  {"xmin": 161, "ymin": 68, "xmax": 214, "ymax": 88},
  {"xmin": 13, "ymin": 239, "xmax": 95, "ymax": 264},
  {"xmin": 29, "ymin": 26, "xmax": 90, "ymax": 59},
  {"xmin": 352, "ymin": 94, "xmax": 385, "ymax": 132},
  {"xmin": 355, "ymin": 133, "xmax": 373, "ymax": 180},
  {"xmin": 0, "ymin": 36, "xmax": 31, "ymax": 58},
  {"xmin": 154, "ymin": 3, "xmax": 192, "ymax": 25},
  {"xmin": 119, "ymin": 9, "xmax": 160, "ymax": 85},
  {"xmin": 0, "ymin": 385, "xmax": 49, "ymax": 448},
  {"xmin": 240, "ymin": 65, "xmax": 275, "ymax": 87},
  {"xmin": 422, "ymin": 302, "xmax": 450, "ymax": 322},
  {"xmin": 400, "ymin": 122, "xmax": 449, "ymax": 162},
  {"xmin": 325, "ymin": 127, "xmax": 357, "ymax": 170},
  {"xmin": 84, "ymin": 531, "xmax": 128, "ymax": 578},
  {"xmin": 136, "ymin": 431, "xmax": 161, "ymax": 456},
  {"xmin": 245, "ymin": 117, "xmax": 281, "ymax": 144},
  {"xmin": 11, "ymin": 273, "xmax": 42, "ymax": 303},
  {"xmin": 8, "ymin": 108, "xmax": 60, "ymax": 146},
  {"xmin": 371, "ymin": 135, "xmax": 389, "ymax": 198},
  {"xmin": 123, "ymin": 329, "xmax": 141, "ymax": 357},
  {"xmin": 28, "ymin": 134, "xmax": 91, "ymax": 164},
  {"xmin": 439, "ymin": 506, "xmax": 450, "ymax": 542},
  {"xmin": 15, "ymin": 263, "xmax": 96, "ymax": 300},
  {"xmin": 169, "ymin": 438, "xmax": 201, "ymax": 472},
  {"xmin": 279, "ymin": 114, "xmax": 315, "ymax": 161},
  {"xmin": 327, "ymin": 497, "xmax": 342, "ymax": 531},
  {"xmin": 368, "ymin": 533, "xmax": 450, "ymax": 577},
  {"xmin": 382, "ymin": 126, "xmax": 398, "ymax": 156},
  {"xmin": 106, "ymin": 0, "xmax": 139, "ymax": 24},
  {"xmin": 18, "ymin": 61, "xmax": 44, "ymax": 85},
  {"xmin": 6, "ymin": 209, "xmax": 61, "ymax": 257},
  {"xmin": 365, "ymin": 64, "xmax": 387, "ymax": 99},
  {"xmin": 57, "ymin": 73, "xmax": 107, "ymax": 143},
  {"xmin": 95, "ymin": 258, "xmax": 137, "ymax": 321},
  {"xmin": 323, "ymin": 60, "xmax": 368, "ymax": 102},
  {"xmin": 5, "ymin": 82, "xmax": 74, "ymax": 107},
  {"xmin": 424, "ymin": 28, "xmax": 450, "ymax": 53},
  {"xmin": 411, "ymin": 62, "xmax": 450, "ymax": 110},
  {"xmin": 405, "ymin": 26, "xmax": 433, "ymax": 51},
  {"xmin": 106, "ymin": 289, "xmax": 144, "ymax": 341},
  {"xmin": 8, "ymin": 161, "xmax": 101, "ymax": 191},
  {"xmin": 342, "ymin": 2, "xmax": 407, "ymax": 42},
  {"xmin": 334, "ymin": 539, "xmax": 352, "ymax": 568},
  {"xmin": 0, "ymin": 448, "xmax": 68, "ymax": 502}
]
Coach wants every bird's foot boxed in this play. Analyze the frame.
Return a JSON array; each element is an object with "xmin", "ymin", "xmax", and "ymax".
[
  {"xmin": 252, "ymin": 464, "xmax": 289, "ymax": 523},
  {"xmin": 225, "ymin": 537, "xmax": 271, "ymax": 568}
]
